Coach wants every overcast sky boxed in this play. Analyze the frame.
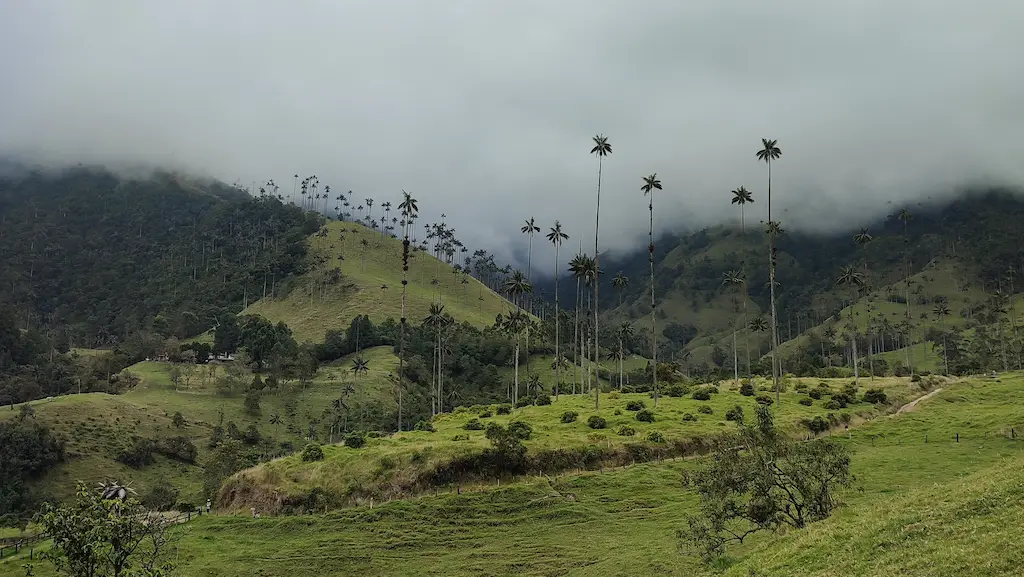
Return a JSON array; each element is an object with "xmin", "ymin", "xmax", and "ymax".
[{"xmin": 2, "ymin": 1, "xmax": 1023, "ymax": 268}]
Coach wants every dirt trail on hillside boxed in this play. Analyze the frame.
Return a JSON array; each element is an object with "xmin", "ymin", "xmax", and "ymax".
[{"xmin": 895, "ymin": 388, "xmax": 943, "ymax": 415}]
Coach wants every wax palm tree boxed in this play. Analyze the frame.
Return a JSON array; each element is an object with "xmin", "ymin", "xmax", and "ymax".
[
  {"xmin": 502, "ymin": 269, "xmax": 533, "ymax": 379},
  {"xmin": 521, "ymin": 217, "xmax": 541, "ymax": 312},
  {"xmin": 568, "ymin": 251, "xmax": 586, "ymax": 394},
  {"xmin": 853, "ymin": 227, "xmax": 875, "ymax": 379},
  {"xmin": 933, "ymin": 301, "xmax": 951, "ymax": 375},
  {"xmin": 641, "ymin": 173, "xmax": 663, "ymax": 406},
  {"xmin": 546, "ymin": 221, "xmax": 569, "ymax": 398},
  {"xmin": 499, "ymin": 309, "xmax": 529, "ymax": 404},
  {"xmin": 749, "ymin": 316, "xmax": 769, "ymax": 357},
  {"xmin": 898, "ymin": 208, "xmax": 915, "ymax": 375},
  {"xmin": 730, "ymin": 186, "xmax": 754, "ymax": 232},
  {"xmin": 836, "ymin": 265, "xmax": 865, "ymax": 385},
  {"xmin": 269, "ymin": 413, "xmax": 281, "ymax": 437},
  {"xmin": 350, "ymin": 356, "xmax": 370, "ymax": 377},
  {"xmin": 617, "ymin": 321, "xmax": 634, "ymax": 390},
  {"xmin": 590, "ymin": 134, "xmax": 612, "ymax": 410},
  {"xmin": 756, "ymin": 138, "xmax": 782, "ymax": 403},
  {"xmin": 723, "ymin": 270, "xmax": 745, "ymax": 386},
  {"xmin": 424, "ymin": 302, "xmax": 449, "ymax": 415},
  {"xmin": 396, "ymin": 190, "xmax": 418, "ymax": 431},
  {"xmin": 612, "ymin": 273, "xmax": 630, "ymax": 387}
]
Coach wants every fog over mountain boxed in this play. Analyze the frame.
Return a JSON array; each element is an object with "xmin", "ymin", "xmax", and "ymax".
[{"xmin": 2, "ymin": 1, "xmax": 1023, "ymax": 267}]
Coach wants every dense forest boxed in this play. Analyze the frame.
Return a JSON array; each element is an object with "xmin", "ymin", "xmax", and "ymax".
[{"xmin": 0, "ymin": 166, "xmax": 320, "ymax": 347}]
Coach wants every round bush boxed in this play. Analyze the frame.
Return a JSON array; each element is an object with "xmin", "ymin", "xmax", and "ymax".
[
  {"xmin": 625, "ymin": 400, "xmax": 646, "ymax": 411},
  {"xmin": 507, "ymin": 421, "xmax": 533, "ymax": 440},
  {"xmin": 739, "ymin": 382, "xmax": 756, "ymax": 397},
  {"xmin": 725, "ymin": 405, "xmax": 744, "ymax": 422},
  {"xmin": 681, "ymin": 413, "xmax": 697, "ymax": 422},
  {"xmin": 862, "ymin": 388, "xmax": 887, "ymax": 404},
  {"xmin": 613, "ymin": 408, "xmax": 623, "ymax": 416},
  {"xmin": 646, "ymin": 431, "xmax": 666, "ymax": 443},
  {"xmin": 665, "ymin": 384, "xmax": 689, "ymax": 397},
  {"xmin": 479, "ymin": 410, "xmax": 493, "ymax": 418},
  {"xmin": 344, "ymin": 432, "xmax": 366, "ymax": 449},
  {"xmin": 535, "ymin": 394, "xmax": 552, "ymax": 406},
  {"xmin": 451, "ymin": 434, "xmax": 469, "ymax": 441},
  {"xmin": 561, "ymin": 411, "xmax": 579, "ymax": 424},
  {"xmin": 587, "ymin": 415, "xmax": 607, "ymax": 429},
  {"xmin": 414, "ymin": 420, "xmax": 436, "ymax": 432},
  {"xmin": 616, "ymin": 425, "xmax": 636, "ymax": 436},
  {"xmin": 496, "ymin": 404, "xmax": 512, "ymax": 415},
  {"xmin": 808, "ymin": 389, "xmax": 823, "ymax": 400},
  {"xmin": 692, "ymin": 389, "xmax": 711, "ymax": 401},
  {"xmin": 755, "ymin": 394, "xmax": 774, "ymax": 406},
  {"xmin": 463, "ymin": 418, "xmax": 485, "ymax": 431},
  {"xmin": 301, "ymin": 443, "xmax": 324, "ymax": 462},
  {"xmin": 635, "ymin": 409, "xmax": 655, "ymax": 423},
  {"xmin": 697, "ymin": 405, "xmax": 713, "ymax": 415},
  {"xmin": 798, "ymin": 397, "xmax": 813, "ymax": 406},
  {"xmin": 805, "ymin": 416, "xmax": 829, "ymax": 434}
]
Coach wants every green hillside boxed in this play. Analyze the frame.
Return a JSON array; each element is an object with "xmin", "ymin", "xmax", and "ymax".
[
  {"xmin": 245, "ymin": 221, "xmax": 513, "ymax": 343},
  {"xmin": 8, "ymin": 373, "xmax": 1022, "ymax": 576}
]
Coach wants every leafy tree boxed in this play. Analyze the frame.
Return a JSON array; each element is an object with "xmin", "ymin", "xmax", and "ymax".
[
  {"xmin": 679, "ymin": 405, "xmax": 851, "ymax": 563},
  {"xmin": 213, "ymin": 314, "xmax": 242, "ymax": 355},
  {"xmin": 0, "ymin": 417, "xmax": 65, "ymax": 519},
  {"xmin": 34, "ymin": 482, "xmax": 179, "ymax": 577}
]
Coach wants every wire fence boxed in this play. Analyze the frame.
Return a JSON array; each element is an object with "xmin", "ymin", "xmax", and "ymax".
[{"xmin": 0, "ymin": 508, "xmax": 206, "ymax": 561}]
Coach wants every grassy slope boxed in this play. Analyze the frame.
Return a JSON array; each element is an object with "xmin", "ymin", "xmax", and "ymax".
[
  {"xmin": 245, "ymin": 221, "xmax": 513, "ymax": 343},
  {"xmin": 8, "ymin": 374, "xmax": 1019, "ymax": 577},
  {"xmin": 219, "ymin": 376, "xmax": 918, "ymax": 512}
]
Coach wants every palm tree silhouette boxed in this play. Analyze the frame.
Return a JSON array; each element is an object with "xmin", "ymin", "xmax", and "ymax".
[
  {"xmin": 756, "ymin": 138, "xmax": 782, "ymax": 403},
  {"xmin": 546, "ymin": 221, "xmax": 569, "ymax": 398},
  {"xmin": 617, "ymin": 321, "xmax": 634, "ymax": 390},
  {"xmin": 521, "ymin": 217, "xmax": 541, "ymax": 309},
  {"xmin": 933, "ymin": 300, "xmax": 951, "ymax": 375},
  {"xmin": 641, "ymin": 173, "xmax": 662, "ymax": 406},
  {"xmin": 723, "ymin": 270, "xmax": 745, "ymax": 386},
  {"xmin": 730, "ymin": 186, "xmax": 754, "ymax": 232},
  {"xmin": 350, "ymin": 356, "xmax": 370, "ymax": 377},
  {"xmin": 898, "ymin": 208, "xmax": 915, "ymax": 375},
  {"xmin": 590, "ymin": 134, "xmax": 612, "ymax": 410},
  {"xmin": 499, "ymin": 309, "xmax": 529, "ymax": 404},
  {"xmin": 612, "ymin": 272, "xmax": 630, "ymax": 388},
  {"xmin": 836, "ymin": 265, "xmax": 865, "ymax": 385},
  {"xmin": 396, "ymin": 190, "xmax": 418, "ymax": 431},
  {"xmin": 854, "ymin": 227, "xmax": 874, "ymax": 378},
  {"xmin": 424, "ymin": 302, "xmax": 448, "ymax": 415}
]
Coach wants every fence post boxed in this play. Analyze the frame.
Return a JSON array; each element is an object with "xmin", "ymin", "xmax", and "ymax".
[
  {"xmin": 956, "ymin": 433, "xmax": 959, "ymax": 443},
  {"xmin": 187, "ymin": 511, "xmax": 191, "ymax": 522},
  {"xmin": 925, "ymin": 433, "xmax": 928, "ymax": 444}
]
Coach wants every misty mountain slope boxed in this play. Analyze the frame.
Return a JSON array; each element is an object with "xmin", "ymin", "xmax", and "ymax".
[
  {"xmin": 244, "ymin": 221, "xmax": 514, "ymax": 344},
  {"xmin": 0, "ymin": 167, "xmax": 320, "ymax": 346},
  {"xmin": 545, "ymin": 189, "xmax": 1024, "ymax": 365}
]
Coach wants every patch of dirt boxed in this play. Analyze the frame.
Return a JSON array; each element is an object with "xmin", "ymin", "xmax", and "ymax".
[{"xmin": 895, "ymin": 388, "xmax": 943, "ymax": 415}]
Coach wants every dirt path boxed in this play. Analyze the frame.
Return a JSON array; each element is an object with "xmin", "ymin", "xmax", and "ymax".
[{"xmin": 895, "ymin": 388, "xmax": 943, "ymax": 415}]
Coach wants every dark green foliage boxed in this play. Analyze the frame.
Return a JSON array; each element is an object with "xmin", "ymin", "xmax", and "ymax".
[
  {"xmin": 213, "ymin": 314, "xmax": 242, "ymax": 355},
  {"xmin": 506, "ymin": 421, "xmax": 533, "ymax": 440},
  {"xmin": 625, "ymin": 400, "xmax": 646, "ymax": 411},
  {"xmin": 414, "ymin": 420, "xmax": 436, "ymax": 432},
  {"xmin": 479, "ymin": 410, "xmax": 493, "ymax": 418},
  {"xmin": 172, "ymin": 412, "xmax": 185, "ymax": 428},
  {"xmin": 243, "ymin": 388, "xmax": 262, "ymax": 416},
  {"xmin": 496, "ymin": 404, "xmax": 512, "ymax": 415},
  {"xmin": 646, "ymin": 431, "xmax": 666, "ymax": 443},
  {"xmin": 0, "ymin": 168, "xmax": 317, "ymax": 347},
  {"xmin": 842, "ymin": 383, "xmax": 859, "ymax": 398},
  {"xmin": 560, "ymin": 411, "xmax": 579, "ymax": 423},
  {"xmin": 142, "ymin": 481, "xmax": 180, "ymax": 511},
  {"xmin": 724, "ymin": 405, "xmax": 744, "ymax": 422},
  {"xmin": 514, "ymin": 396, "xmax": 534, "ymax": 408},
  {"xmin": 679, "ymin": 406, "xmax": 852, "ymax": 563},
  {"xmin": 808, "ymin": 388, "xmax": 823, "ymax": 400},
  {"xmin": 799, "ymin": 397, "xmax": 814, "ymax": 406},
  {"xmin": 617, "ymin": 425, "xmax": 636, "ymax": 436},
  {"xmin": 344, "ymin": 432, "xmax": 366, "ymax": 449},
  {"xmin": 534, "ymin": 394, "xmax": 552, "ymax": 406},
  {"xmin": 202, "ymin": 439, "xmax": 257, "ymax": 498},
  {"xmin": 587, "ymin": 415, "xmax": 607, "ymax": 429},
  {"xmin": 665, "ymin": 384, "xmax": 690, "ymax": 397},
  {"xmin": 697, "ymin": 405, "xmax": 714, "ymax": 415},
  {"xmin": 301, "ymin": 443, "xmax": 325, "ymax": 462},
  {"xmin": 0, "ymin": 416, "xmax": 65, "ymax": 518},
  {"xmin": 739, "ymin": 381, "xmax": 756, "ymax": 396},
  {"xmin": 682, "ymin": 413, "xmax": 698, "ymax": 422},
  {"xmin": 463, "ymin": 418, "xmax": 485, "ymax": 431},
  {"xmin": 239, "ymin": 315, "xmax": 299, "ymax": 371},
  {"xmin": 116, "ymin": 437, "xmax": 157, "ymax": 469},
  {"xmin": 755, "ymin": 394, "xmax": 774, "ymax": 406},
  {"xmin": 692, "ymin": 389, "xmax": 712, "ymax": 401},
  {"xmin": 635, "ymin": 409, "xmax": 655, "ymax": 423},
  {"xmin": 824, "ymin": 398, "xmax": 844, "ymax": 410},
  {"xmin": 863, "ymin": 388, "xmax": 888, "ymax": 404},
  {"xmin": 156, "ymin": 436, "xmax": 198, "ymax": 463},
  {"xmin": 805, "ymin": 416, "xmax": 830, "ymax": 434}
]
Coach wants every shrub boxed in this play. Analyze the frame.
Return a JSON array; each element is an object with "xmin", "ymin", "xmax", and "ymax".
[
  {"xmin": 496, "ymin": 404, "xmax": 512, "ymax": 415},
  {"xmin": 739, "ymin": 382, "xmax": 756, "ymax": 396},
  {"xmin": 613, "ymin": 409, "xmax": 623, "ymax": 416},
  {"xmin": 625, "ymin": 400, "xmax": 646, "ymax": 411},
  {"xmin": 507, "ymin": 421, "xmax": 533, "ymax": 440},
  {"xmin": 561, "ymin": 411, "xmax": 579, "ymax": 424},
  {"xmin": 697, "ymin": 405, "xmax": 713, "ymax": 415},
  {"xmin": 172, "ymin": 412, "xmax": 185, "ymax": 428},
  {"xmin": 587, "ymin": 415, "xmax": 607, "ymax": 429},
  {"xmin": 116, "ymin": 437, "xmax": 156, "ymax": 469},
  {"xmin": 823, "ymin": 399, "xmax": 844, "ymax": 411},
  {"xmin": 682, "ymin": 413, "xmax": 698, "ymax": 422},
  {"xmin": 805, "ymin": 416, "xmax": 829, "ymax": 434},
  {"xmin": 157, "ymin": 436, "xmax": 198, "ymax": 463},
  {"xmin": 646, "ymin": 431, "xmax": 666, "ymax": 443},
  {"xmin": 692, "ymin": 389, "xmax": 711, "ymax": 401},
  {"xmin": 794, "ymin": 382, "xmax": 808, "ymax": 392},
  {"xmin": 344, "ymin": 432, "xmax": 366, "ymax": 449},
  {"xmin": 463, "ymin": 418, "xmax": 485, "ymax": 431},
  {"xmin": 842, "ymin": 383, "xmax": 858, "ymax": 398},
  {"xmin": 141, "ymin": 482, "xmax": 179, "ymax": 511},
  {"xmin": 755, "ymin": 394, "xmax": 774, "ymax": 406},
  {"xmin": 808, "ymin": 389, "xmax": 823, "ymax": 400},
  {"xmin": 514, "ymin": 397, "xmax": 533, "ymax": 408},
  {"xmin": 479, "ymin": 411, "xmax": 493, "ymax": 418},
  {"xmin": 301, "ymin": 443, "xmax": 325, "ymax": 462},
  {"xmin": 635, "ymin": 409, "xmax": 655, "ymax": 423},
  {"xmin": 799, "ymin": 397, "xmax": 813, "ymax": 406},
  {"xmin": 725, "ymin": 405, "xmax": 744, "ymax": 422},
  {"xmin": 862, "ymin": 388, "xmax": 887, "ymax": 404},
  {"xmin": 535, "ymin": 394, "xmax": 552, "ymax": 406},
  {"xmin": 665, "ymin": 384, "xmax": 690, "ymax": 397},
  {"xmin": 910, "ymin": 373, "xmax": 922, "ymax": 383},
  {"xmin": 414, "ymin": 420, "xmax": 436, "ymax": 432},
  {"xmin": 366, "ymin": 431, "xmax": 384, "ymax": 438},
  {"xmin": 451, "ymin": 434, "xmax": 469, "ymax": 441},
  {"xmin": 617, "ymin": 425, "xmax": 636, "ymax": 436}
]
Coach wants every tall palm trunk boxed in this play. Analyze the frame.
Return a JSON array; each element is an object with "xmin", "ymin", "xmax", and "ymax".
[
  {"xmin": 767, "ymin": 160, "xmax": 780, "ymax": 405},
  {"xmin": 742, "ymin": 282, "xmax": 750, "ymax": 377},
  {"xmin": 593, "ymin": 156, "xmax": 603, "ymax": 410},
  {"xmin": 573, "ymin": 275, "xmax": 581, "ymax": 395},
  {"xmin": 902, "ymin": 219, "xmax": 914, "ymax": 376},
  {"xmin": 554, "ymin": 244, "xmax": 561, "ymax": 399},
  {"xmin": 649, "ymin": 192, "xmax": 658, "ymax": 407},
  {"xmin": 733, "ymin": 329, "xmax": 739, "ymax": 386}
]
